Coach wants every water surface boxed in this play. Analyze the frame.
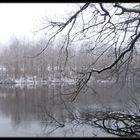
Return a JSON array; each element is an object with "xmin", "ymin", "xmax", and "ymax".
[{"xmin": 0, "ymin": 82, "xmax": 139, "ymax": 137}]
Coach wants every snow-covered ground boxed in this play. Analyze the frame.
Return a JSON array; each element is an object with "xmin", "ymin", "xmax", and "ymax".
[
  {"xmin": 0, "ymin": 77, "xmax": 116, "ymax": 85},
  {"xmin": 0, "ymin": 77, "xmax": 76, "ymax": 85},
  {"xmin": 96, "ymin": 79, "xmax": 115, "ymax": 84}
]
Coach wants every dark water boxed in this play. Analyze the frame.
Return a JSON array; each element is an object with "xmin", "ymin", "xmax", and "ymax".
[{"xmin": 0, "ymin": 82, "xmax": 139, "ymax": 137}]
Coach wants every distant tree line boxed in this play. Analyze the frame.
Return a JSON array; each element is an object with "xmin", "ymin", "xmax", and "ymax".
[{"xmin": 0, "ymin": 36, "xmax": 140, "ymax": 85}]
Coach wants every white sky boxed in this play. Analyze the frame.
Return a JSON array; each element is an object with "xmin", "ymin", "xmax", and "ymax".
[{"xmin": 0, "ymin": 3, "xmax": 78, "ymax": 46}]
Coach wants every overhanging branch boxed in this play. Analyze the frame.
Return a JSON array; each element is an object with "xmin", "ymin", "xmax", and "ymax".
[
  {"xmin": 91, "ymin": 32, "xmax": 140, "ymax": 74},
  {"xmin": 114, "ymin": 4, "xmax": 140, "ymax": 14}
]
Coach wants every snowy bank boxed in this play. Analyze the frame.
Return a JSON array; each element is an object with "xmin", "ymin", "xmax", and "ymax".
[{"xmin": 0, "ymin": 77, "xmax": 76, "ymax": 85}]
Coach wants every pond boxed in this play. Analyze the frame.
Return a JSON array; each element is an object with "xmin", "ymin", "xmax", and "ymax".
[{"xmin": 0, "ymin": 82, "xmax": 139, "ymax": 137}]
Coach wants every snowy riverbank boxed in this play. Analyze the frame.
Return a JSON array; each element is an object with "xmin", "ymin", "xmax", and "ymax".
[{"xmin": 0, "ymin": 77, "xmax": 76, "ymax": 85}]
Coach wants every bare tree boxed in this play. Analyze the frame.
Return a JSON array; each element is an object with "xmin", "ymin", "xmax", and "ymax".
[
  {"xmin": 34, "ymin": 3, "xmax": 140, "ymax": 101},
  {"xmin": 30, "ymin": 3, "xmax": 140, "ymax": 137}
]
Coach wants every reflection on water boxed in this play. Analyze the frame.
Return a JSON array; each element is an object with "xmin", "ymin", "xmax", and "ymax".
[{"xmin": 0, "ymin": 82, "xmax": 139, "ymax": 137}]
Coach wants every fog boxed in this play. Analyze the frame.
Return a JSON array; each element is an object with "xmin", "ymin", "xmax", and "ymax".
[
  {"xmin": 0, "ymin": 3, "xmax": 77, "ymax": 46},
  {"xmin": 0, "ymin": 3, "xmax": 140, "ymax": 137}
]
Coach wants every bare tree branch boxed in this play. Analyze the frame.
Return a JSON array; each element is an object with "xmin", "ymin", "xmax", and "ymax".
[{"xmin": 91, "ymin": 32, "xmax": 140, "ymax": 74}]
